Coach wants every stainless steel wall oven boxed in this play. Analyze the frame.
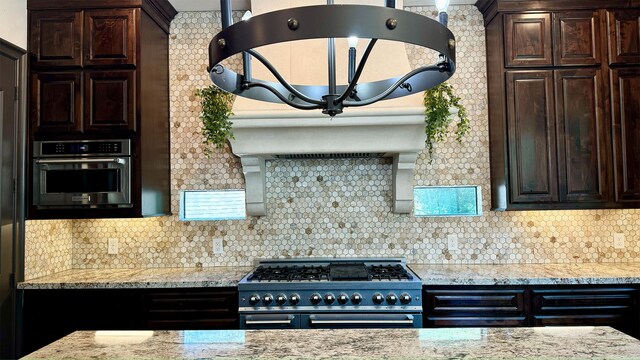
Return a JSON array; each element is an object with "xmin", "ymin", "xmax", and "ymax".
[{"xmin": 33, "ymin": 140, "xmax": 132, "ymax": 209}]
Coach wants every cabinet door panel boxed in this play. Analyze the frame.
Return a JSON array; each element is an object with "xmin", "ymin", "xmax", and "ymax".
[
  {"xmin": 31, "ymin": 72, "xmax": 82, "ymax": 133},
  {"xmin": 607, "ymin": 9, "xmax": 640, "ymax": 65},
  {"xmin": 30, "ymin": 11, "xmax": 82, "ymax": 67},
  {"xmin": 554, "ymin": 11, "xmax": 601, "ymax": 66},
  {"xmin": 611, "ymin": 68, "xmax": 640, "ymax": 202},
  {"xmin": 555, "ymin": 69, "xmax": 609, "ymax": 202},
  {"xmin": 505, "ymin": 13, "xmax": 553, "ymax": 67},
  {"xmin": 506, "ymin": 71, "xmax": 558, "ymax": 203},
  {"xmin": 84, "ymin": 9, "xmax": 137, "ymax": 66},
  {"xmin": 84, "ymin": 71, "xmax": 135, "ymax": 132}
]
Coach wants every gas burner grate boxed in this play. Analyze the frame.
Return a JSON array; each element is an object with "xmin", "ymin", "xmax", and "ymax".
[
  {"xmin": 367, "ymin": 264, "xmax": 414, "ymax": 281},
  {"xmin": 247, "ymin": 265, "xmax": 330, "ymax": 282}
]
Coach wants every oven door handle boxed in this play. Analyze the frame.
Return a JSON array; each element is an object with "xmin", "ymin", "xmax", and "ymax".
[
  {"xmin": 35, "ymin": 158, "xmax": 127, "ymax": 165},
  {"xmin": 245, "ymin": 315, "xmax": 295, "ymax": 325},
  {"xmin": 309, "ymin": 314, "xmax": 415, "ymax": 326}
]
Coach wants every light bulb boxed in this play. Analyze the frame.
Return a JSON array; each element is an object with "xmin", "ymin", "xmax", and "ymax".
[
  {"xmin": 435, "ymin": 0, "xmax": 449, "ymax": 13},
  {"xmin": 347, "ymin": 36, "xmax": 359, "ymax": 48},
  {"xmin": 242, "ymin": 10, "xmax": 253, "ymax": 21}
]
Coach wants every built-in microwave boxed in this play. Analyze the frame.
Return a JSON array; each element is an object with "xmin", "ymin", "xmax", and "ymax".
[{"xmin": 33, "ymin": 140, "xmax": 132, "ymax": 209}]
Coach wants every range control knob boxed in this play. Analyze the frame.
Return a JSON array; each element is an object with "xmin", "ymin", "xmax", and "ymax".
[
  {"xmin": 249, "ymin": 294, "xmax": 261, "ymax": 306},
  {"xmin": 275, "ymin": 294, "xmax": 287, "ymax": 306},
  {"xmin": 386, "ymin": 293, "xmax": 398, "ymax": 305},
  {"xmin": 324, "ymin": 293, "xmax": 335, "ymax": 304},
  {"xmin": 337, "ymin": 293, "xmax": 349, "ymax": 305},
  {"xmin": 289, "ymin": 294, "xmax": 300, "ymax": 305},
  {"xmin": 351, "ymin": 293, "xmax": 363, "ymax": 305},
  {"xmin": 400, "ymin": 293, "xmax": 412, "ymax": 305},
  {"xmin": 262, "ymin": 293, "xmax": 273, "ymax": 305},
  {"xmin": 372, "ymin": 293, "xmax": 384, "ymax": 305},
  {"xmin": 310, "ymin": 293, "xmax": 322, "ymax": 305}
]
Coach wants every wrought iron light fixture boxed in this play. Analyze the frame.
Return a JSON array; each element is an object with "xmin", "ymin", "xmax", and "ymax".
[{"xmin": 208, "ymin": 0, "xmax": 455, "ymax": 116}]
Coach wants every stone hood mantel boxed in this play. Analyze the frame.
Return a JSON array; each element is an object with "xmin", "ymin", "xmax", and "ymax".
[{"xmin": 229, "ymin": 106, "xmax": 426, "ymax": 216}]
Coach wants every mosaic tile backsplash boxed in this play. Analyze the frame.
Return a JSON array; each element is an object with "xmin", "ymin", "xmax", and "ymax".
[{"xmin": 24, "ymin": 6, "xmax": 640, "ymax": 279}]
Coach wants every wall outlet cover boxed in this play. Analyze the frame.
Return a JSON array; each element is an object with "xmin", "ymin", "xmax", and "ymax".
[
  {"xmin": 613, "ymin": 233, "xmax": 625, "ymax": 249},
  {"xmin": 447, "ymin": 234, "xmax": 459, "ymax": 251},
  {"xmin": 213, "ymin": 238, "xmax": 224, "ymax": 254},
  {"xmin": 108, "ymin": 238, "xmax": 119, "ymax": 255}
]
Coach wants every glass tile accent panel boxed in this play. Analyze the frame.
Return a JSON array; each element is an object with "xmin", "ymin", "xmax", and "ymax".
[
  {"xmin": 180, "ymin": 190, "xmax": 246, "ymax": 221},
  {"xmin": 414, "ymin": 186, "xmax": 481, "ymax": 217}
]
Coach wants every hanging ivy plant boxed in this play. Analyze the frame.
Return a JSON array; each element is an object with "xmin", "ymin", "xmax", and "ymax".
[
  {"xmin": 195, "ymin": 85, "xmax": 235, "ymax": 156},
  {"xmin": 423, "ymin": 82, "xmax": 470, "ymax": 160}
]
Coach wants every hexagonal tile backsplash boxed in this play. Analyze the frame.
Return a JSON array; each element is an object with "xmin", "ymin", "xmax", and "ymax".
[{"xmin": 24, "ymin": 7, "xmax": 640, "ymax": 280}]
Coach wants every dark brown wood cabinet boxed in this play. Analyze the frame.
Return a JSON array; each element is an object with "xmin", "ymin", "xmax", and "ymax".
[
  {"xmin": 26, "ymin": 0, "xmax": 176, "ymax": 219},
  {"xmin": 476, "ymin": 0, "xmax": 640, "ymax": 210},
  {"xmin": 423, "ymin": 285, "xmax": 640, "ymax": 339},
  {"xmin": 19, "ymin": 288, "xmax": 240, "ymax": 358}
]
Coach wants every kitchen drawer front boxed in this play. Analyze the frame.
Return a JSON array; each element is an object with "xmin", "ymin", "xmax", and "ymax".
[
  {"xmin": 532, "ymin": 287, "xmax": 636, "ymax": 314},
  {"xmin": 424, "ymin": 288, "xmax": 528, "ymax": 327},
  {"xmin": 143, "ymin": 288, "xmax": 239, "ymax": 329}
]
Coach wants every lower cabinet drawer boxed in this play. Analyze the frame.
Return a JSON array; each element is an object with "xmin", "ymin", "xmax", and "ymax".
[
  {"xmin": 532, "ymin": 288, "xmax": 636, "ymax": 313},
  {"xmin": 532, "ymin": 314, "xmax": 629, "ymax": 327},
  {"xmin": 423, "ymin": 288, "xmax": 528, "ymax": 327},
  {"xmin": 427, "ymin": 316, "xmax": 527, "ymax": 327}
]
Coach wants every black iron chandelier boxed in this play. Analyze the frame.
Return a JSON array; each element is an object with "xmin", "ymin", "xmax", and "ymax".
[{"xmin": 208, "ymin": 0, "xmax": 455, "ymax": 116}]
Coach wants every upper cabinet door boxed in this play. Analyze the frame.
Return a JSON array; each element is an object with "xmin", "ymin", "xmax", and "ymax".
[
  {"xmin": 506, "ymin": 70, "xmax": 558, "ymax": 203},
  {"xmin": 30, "ymin": 11, "xmax": 83, "ymax": 68},
  {"xmin": 84, "ymin": 70, "xmax": 136, "ymax": 132},
  {"xmin": 555, "ymin": 69, "xmax": 609, "ymax": 203},
  {"xmin": 554, "ymin": 11, "xmax": 601, "ymax": 66},
  {"xmin": 31, "ymin": 72, "xmax": 82, "ymax": 134},
  {"xmin": 611, "ymin": 68, "xmax": 640, "ymax": 202},
  {"xmin": 607, "ymin": 9, "xmax": 640, "ymax": 65},
  {"xmin": 84, "ymin": 9, "xmax": 137, "ymax": 66},
  {"xmin": 505, "ymin": 13, "xmax": 553, "ymax": 67}
]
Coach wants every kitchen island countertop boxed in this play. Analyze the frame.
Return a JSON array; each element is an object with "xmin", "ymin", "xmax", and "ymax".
[
  {"xmin": 22, "ymin": 326, "xmax": 640, "ymax": 359},
  {"xmin": 18, "ymin": 262, "xmax": 640, "ymax": 290}
]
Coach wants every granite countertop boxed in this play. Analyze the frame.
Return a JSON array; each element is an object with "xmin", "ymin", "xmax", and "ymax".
[
  {"xmin": 17, "ymin": 266, "xmax": 252, "ymax": 289},
  {"xmin": 410, "ymin": 262, "xmax": 640, "ymax": 285},
  {"xmin": 22, "ymin": 327, "xmax": 640, "ymax": 359},
  {"xmin": 18, "ymin": 263, "xmax": 640, "ymax": 290}
]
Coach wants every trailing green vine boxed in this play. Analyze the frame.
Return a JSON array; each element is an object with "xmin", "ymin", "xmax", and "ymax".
[
  {"xmin": 423, "ymin": 82, "xmax": 470, "ymax": 160},
  {"xmin": 195, "ymin": 85, "xmax": 235, "ymax": 156}
]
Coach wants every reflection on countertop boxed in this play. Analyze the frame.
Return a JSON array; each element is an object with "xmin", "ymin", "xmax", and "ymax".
[
  {"xmin": 22, "ymin": 327, "xmax": 640, "ymax": 359},
  {"xmin": 18, "ymin": 262, "xmax": 640, "ymax": 290}
]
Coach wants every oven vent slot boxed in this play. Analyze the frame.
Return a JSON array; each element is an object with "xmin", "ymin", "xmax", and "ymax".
[{"xmin": 274, "ymin": 153, "xmax": 385, "ymax": 160}]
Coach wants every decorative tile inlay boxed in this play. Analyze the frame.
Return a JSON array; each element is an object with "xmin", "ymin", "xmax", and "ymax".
[{"xmin": 23, "ymin": 6, "xmax": 640, "ymax": 276}]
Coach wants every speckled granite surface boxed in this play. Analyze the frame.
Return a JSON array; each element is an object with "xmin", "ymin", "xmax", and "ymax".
[
  {"xmin": 410, "ymin": 263, "xmax": 640, "ymax": 285},
  {"xmin": 22, "ymin": 327, "xmax": 640, "ymax": 359},
  {"xmin": 19, "ymin": 263, "xmax": 640, "ymax": 289},
  {"xmin": 17, "ymin": 267, "xmax": 252, "ymax": 289}
]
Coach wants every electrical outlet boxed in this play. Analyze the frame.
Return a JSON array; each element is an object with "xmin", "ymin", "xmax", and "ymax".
[
  {"xmin": 447, "ymin": 234, "xmax": 459, "ymax": 251},
  {"xmin": 213, "ymin": 238, "xmax": 224, "ymax": 254},
  {"xmin": 107, "ymin": 238, "xmax": 119, "ymax": 255},
  {"xmin": 613, "ymin": 233, "xmax": 625, "ymax": 249}
]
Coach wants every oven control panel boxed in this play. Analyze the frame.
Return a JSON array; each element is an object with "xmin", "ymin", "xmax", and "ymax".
[{"xmin": 239, "ymin": 288, "xmax": 422, "ymax": 312}]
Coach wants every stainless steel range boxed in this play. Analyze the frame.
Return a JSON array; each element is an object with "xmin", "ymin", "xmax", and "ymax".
[{"xmin": 238, "ymin": 258, "xmax": 422, "ymax": 329}]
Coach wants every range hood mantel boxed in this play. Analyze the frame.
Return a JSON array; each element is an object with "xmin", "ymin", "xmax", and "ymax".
[{"xmin": 229, "ymin": 106, "xmax": 426, "ymax": 216}]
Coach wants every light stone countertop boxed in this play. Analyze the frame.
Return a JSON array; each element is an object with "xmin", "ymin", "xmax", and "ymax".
[
  {"xmin": 18, "ymin": 262, "xmax": 640, "ymax": 290},
  {"xmin": 17, "ymin": 267, "xmax": 252, "ymax": 289},
  {"xmin": 409, "ymin": 262, "xmax": 640, "ymax": 285},
  {"xmin": 22, "ymin": 327, "xmax": 640, "ymax": 359}
]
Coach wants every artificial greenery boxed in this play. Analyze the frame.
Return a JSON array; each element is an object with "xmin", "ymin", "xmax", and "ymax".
[
  {"xmin": 195, "ymin": 85, "xmax": 235, "ymax": 156},
  {"xmin": 423, "ymin": 82, "xmax": 470, "ymax": 160}
]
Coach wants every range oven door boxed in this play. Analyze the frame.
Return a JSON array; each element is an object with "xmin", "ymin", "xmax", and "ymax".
[
  {"xmin": 303, "ymin": 313, "xmax": 422, "ymax": 329},
  {"xmin": 33, "ymin": 157, "xmax": 131, "ymax": 208}
]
